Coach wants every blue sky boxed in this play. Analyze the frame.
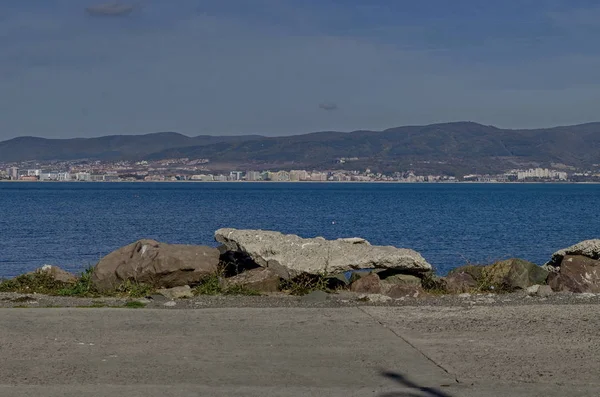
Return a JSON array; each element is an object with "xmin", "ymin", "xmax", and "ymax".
[{"xmin": 1, "ymin": 0, "xmax": 600, "ymax": 139}]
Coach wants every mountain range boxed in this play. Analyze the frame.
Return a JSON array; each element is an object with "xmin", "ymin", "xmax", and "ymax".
[{"xmin": 1, "ymin": 122, "xmax": 599, "ymax": 175}]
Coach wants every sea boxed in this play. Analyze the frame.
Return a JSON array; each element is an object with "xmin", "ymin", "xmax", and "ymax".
[{"xmin": 1, "ymin": 182, "xmax": 599, "ymax": 278}]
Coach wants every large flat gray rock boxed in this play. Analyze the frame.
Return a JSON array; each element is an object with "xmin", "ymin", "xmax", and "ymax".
[{"xmin": 215, "ymin": 228, "xmax": 432, "ymax": 278}]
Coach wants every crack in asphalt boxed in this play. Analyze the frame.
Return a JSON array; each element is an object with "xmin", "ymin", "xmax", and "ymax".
[{"xmin": 357, "ymin": 306, "xmax": 460, "ymax": 384}]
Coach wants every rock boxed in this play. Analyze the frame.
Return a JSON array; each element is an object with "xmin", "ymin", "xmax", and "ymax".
[
  {"xmin": 482, "ymin": 259, "xmax": 549, "ymax": 290},
  {"xmin": 156, "ymin": 285, "xmax": 194, "ymax": 300},
  {"xmin": 33, "ymin": 265, "xmax": 77, "ymax": 284},
  {"xmin": 215, "ymin": 228, "xmax": 432, "ymax": 279},
  {"xmin": 444, "ymin": 272, "xmax": 477, "ymax": 293},
  {"xmin": 526, "ymin": 284, "xmax": 553, "ymax": 297},
  {"xmin": 358, "ymin": 294, "xmax": 392, "ymax": 303},
  {"xmin": 300, "ymin": 290, "xmax": 329, "ymax": 302},
  {"xmin": 448, "ymin": 265, "xmax": 485, "ymax": 281},
  {"xmin": 576, "ymin": 292, "xmax": 596, "ymax": 299},
  {"xmin": 458, "ymin": 293, "xmax": 471, "ymax": 298},
  {"xmin": 225, "ymin": 268, "xmax": 280, "ymax": 293},
  {"xmin": 546, "ymin": 239, "xmax": 600, "ymax": 267},
  {"xmin": 548, "ymin": 255, "xmax": 600, "ymax": 293},
  {"xmin": 136, "ymin": 298, "xmax": 152, "ymax": 304},
  {"xmin": 350, "ymin": 273, "xmax": 382, "ymax": 294},
  {"xmin": 148, "ymin": 294, "xmax": 168, "ymax": 302},
  {"xmin": 382, "ymin": 284, "xmax": 423, "ymax": 298},
  {"xmin": 91, "ymin": 240, "xmax": 220, "ymax": 292},
  {"xmin": 163, "ymin": 301, "xmax": 177, "ymax": 307},
  {"xmin": 380, "ymin": 274, "xmax": 423, "ymax": 298},
  {"xmin": 380, "ymin": 274, "xmax": 422, "ymax": 287}
]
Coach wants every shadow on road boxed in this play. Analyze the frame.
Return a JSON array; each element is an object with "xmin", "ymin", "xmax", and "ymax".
[{"xmin": 379, "ymin": 371, "xmax": 455, "ymax": 397}]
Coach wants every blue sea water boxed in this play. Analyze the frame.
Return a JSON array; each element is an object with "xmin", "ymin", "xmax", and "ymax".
[{"xmin": 1, "ymin": 182, "xmax": 599, "ymax": 278}]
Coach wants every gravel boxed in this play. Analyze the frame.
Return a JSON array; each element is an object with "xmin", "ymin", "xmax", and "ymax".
[{"xmin": 2, "ymin": 289, "xmax": 600, "ymax": 309}]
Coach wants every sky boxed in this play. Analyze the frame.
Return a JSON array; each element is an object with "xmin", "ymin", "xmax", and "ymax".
[{"xmin": 1, "ymin": 0, "xmax": 600, "ymax": 139}]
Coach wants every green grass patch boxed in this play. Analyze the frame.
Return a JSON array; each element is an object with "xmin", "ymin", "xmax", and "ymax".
[
  {"xmin": 224, "ymin": 284, "xmax": 261, "ymax": 296},
  {"xmin": 279, "ymin": 273, "xmax": 330, "ymax": 296},
  {"xmin": 56, "ymin": 267, "xmax": 99, "ymax": 297},
  {"xmin": 115, "ymin": 280, "xmax": 154, "ymax": 298},
  {"xmin": 193, "ymin": 274, "xmax": 223, "ymax": 295},
  {"xmin": 123, "ymin": 301, "xmax": 146, "ymax": 309},
  {"xmin": 0, "ymin": 272, "xmax": 68, "ymax": 295},
  {"xmin": 193, "ymin": 273, "xmax": 263, "ymax": 296}
]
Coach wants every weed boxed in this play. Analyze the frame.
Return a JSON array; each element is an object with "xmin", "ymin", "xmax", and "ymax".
[
  {"xmin": 420, "ymin": 271, "xmax": 448, "ymax": 294},
  {"xmin": 56, "ymin": 267, "xmax": 99, "ymax": 297},
  {"xmin": 115, "ymin": 280, "xmax": 154, "ymax": 298},
  {"xmin": 123, "ymin": 301, "xmax": 146, "ymax": 309},
  {"xmin": 279, "ymin": 273, "xmax": 330, "ymax": 296},
  {"xmin": 193, "ymin": 274, "xmax": 223, "ymax": 295},
  {"xmin": 0, "ymin": 272, "xmax": 68, "ymax": 294},
  {"xmin": 224, "ymin": 284, "xmax": 261, "ymax": 296}
]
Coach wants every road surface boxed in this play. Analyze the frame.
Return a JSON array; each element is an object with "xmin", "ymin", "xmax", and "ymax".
[{"xmin": 1, "ymin": 305, "xmax": 599, "ymax": 396}]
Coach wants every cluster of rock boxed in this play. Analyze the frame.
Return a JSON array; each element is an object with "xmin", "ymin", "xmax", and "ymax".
[
  {"xmin": 10, "ymin": 230, "xmax": 600, "ymax": 299},
  {"xmin": 444, "ymin": 240, "xmax": 600, "ymax": 295},
  {"xmin": 86, "ymin": 228, "xmax": 433, "ymax": 297}
]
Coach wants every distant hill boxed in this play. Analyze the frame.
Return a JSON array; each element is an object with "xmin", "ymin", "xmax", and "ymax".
[
  {"xmin": 0, "ymin": 132, "xmax": 262, "ymax": 162},
  {"xmin": 146, "ymin": 122, "xmax": 600, "ymax": 174},
  {"xmin": 2, "ymin": 122, "xmax": 600, "ymax": 174}
]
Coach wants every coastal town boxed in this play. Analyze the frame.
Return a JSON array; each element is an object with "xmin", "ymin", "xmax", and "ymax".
[{"xmin": 1, "ymin": 158, "xmax": 599, "ymax": 183}]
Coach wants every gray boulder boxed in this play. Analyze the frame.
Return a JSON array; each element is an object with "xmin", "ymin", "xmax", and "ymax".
[
  {"xmin": 546, "ymin": 239, "xmax": 600, "ymax": 267},
  {"xmin": 215, "ymin": 228, "xmax": 432, "ymax": 279},
  {"xmin": 92, "ymin": 240, "xmax": 220, "ymax": 292}
]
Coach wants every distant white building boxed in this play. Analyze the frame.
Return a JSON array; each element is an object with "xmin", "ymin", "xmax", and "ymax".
[
  {"xmin": 76, "ymin": 172, "xmax": 91, "ymax": 181},
  {"xmin": 6, "ymin": 167, "xmax": 19, "ymax": 180},
  {"xmin": 517, "ymin": 168, "xmax": 568, "ymax": 180},
  {"xmin": 245, "ymin": 171, "xmax": 261, "ymax": 181}
]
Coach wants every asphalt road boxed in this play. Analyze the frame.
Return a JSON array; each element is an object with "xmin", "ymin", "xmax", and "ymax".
[{"xmin": 1, "ymin": 305, "xmax": 599, "ymax": 396}]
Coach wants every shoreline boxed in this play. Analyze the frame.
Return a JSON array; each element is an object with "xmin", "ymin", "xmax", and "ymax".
[
  {"xmin": 1, "ymin": 180, "xmax": 599, "ymax": 184},
  {"xmin": 2, "ymin": 287, "xmax": 600, "ymax": 309}
]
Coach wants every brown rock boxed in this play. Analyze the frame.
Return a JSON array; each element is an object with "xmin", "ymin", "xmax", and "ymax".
[
  {"xmin": 33, "ymin": 265, "xmax": 77, "ymax": 284},
  {"xmin": 444, "ymin": 272, "xmax": 477, "ymax": 293},
  {"xmin": 381, "ymin": 274, "xmax": 422, "ymax": 287},
  {"xmin": 382, "ymin": 283, "xmax": 423, "ymax": 298},
  {"xmin": 350, "ymin": 273, "xmax": 382, "ymax": 294},
  {"xmin": 225, "ymin": 268, "xmax": 281, "ymax": 293},
  {"xmin": 548, "ymin": 255, "xmax": 600, "ymax": 293},
  {"xmin": 91, "ymin": 240, "xmax": 220, "ymax": 292}
]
